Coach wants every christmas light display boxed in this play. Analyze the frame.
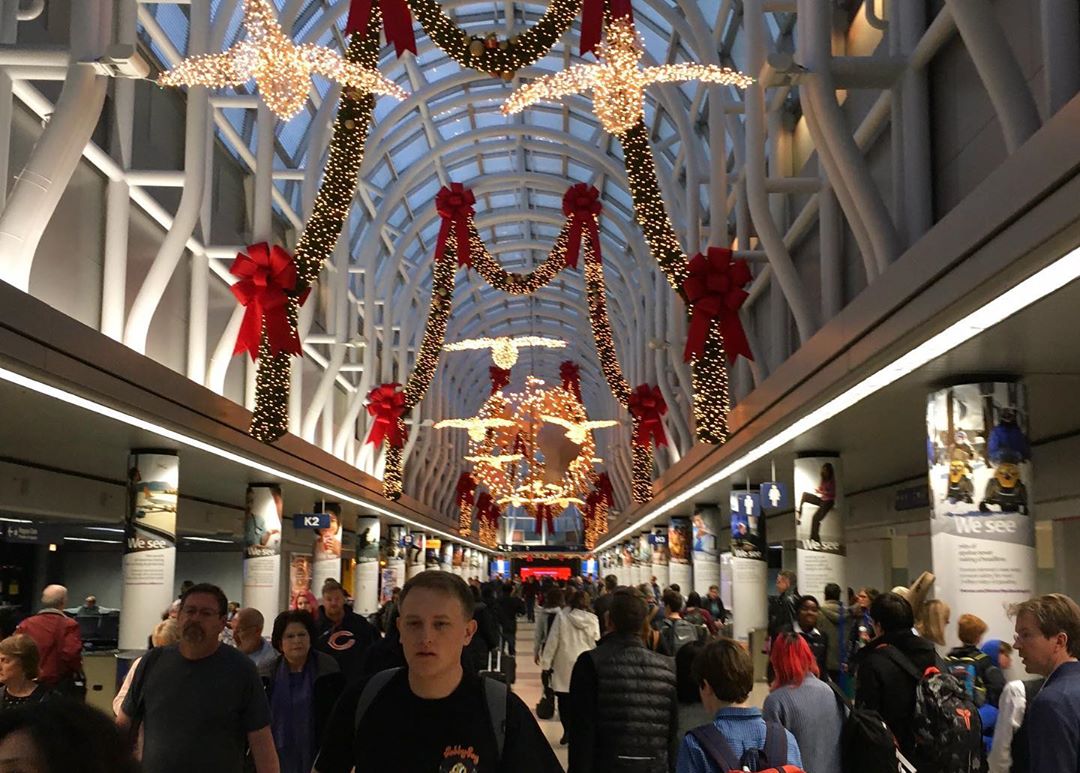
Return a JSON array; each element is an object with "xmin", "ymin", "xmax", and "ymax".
[
  {"xmin": 158, "ymin": 0, "xmax": 406, "ymax": 120},
  {"xmin": 408, "ymin": 0, "xmax": 582, "ymax": 77},
  {"xmin": 455, "ymin": 472, "xmax": 475, "ymax": 537},
  {"xmin": 469, "ymin": 226, "xmax": 569, "ymax": 294},
  {"xmin": 540, "ymin": 415, "xmax": 618, "ymax": 445},
  {"xmin": 502, "ymin": 18, "xmax": 752, "ymax": 135},
  {"xmin": 435, "ymin": 417, "xmax": 518, "ymax": 443},
  {"xmin": 443, "ymin": 335, "xmax": 567, "ymax": 370}
]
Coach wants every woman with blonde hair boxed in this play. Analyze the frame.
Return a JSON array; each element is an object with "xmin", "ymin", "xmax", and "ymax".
[
  {"xmin": 112, "ymin": 619, "xmax": 179, "ymax": 716},
  {"xmin": 916, "ymin": 598, "xmax": 951, "ymax": 649},
  {"xmin": 0, "ymin": 633, "xmax": 48, "ymax": 707}
]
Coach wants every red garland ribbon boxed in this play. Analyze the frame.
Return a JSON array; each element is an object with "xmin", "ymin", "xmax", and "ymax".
[
  {"xmin": 475, "ymin": 492, "xmax": 500, "ymax": 526},
  {"xmin": 435, "ymin": 183, "xmax": 475, "ymax": 268},
  {"xmin": 682, "ymin": 246, "xmax": 753, "ymax": 364},
  {"xmin": 364, "ymin": 383, "xmax": 407, "ymax": 447},
  {"xmin": 489, "ymin": 366, "xmax": 511, "ymax": 394},
  {"xmin": 580, "ymin": 0, "xmax": 634, "ymax": 55},
  {"xmin": 455, "ymin": 472, "xmax": 475, "ymax": 505},
  {"xmin": 562, "ymin": 183, "xmax": 602, "ymax": 270},
  {"xmin": 230, "ymin": 243, "xmax": 308, "ymax": 361},
  {"xmin": 534, "ymin": 504, "xmax": 555, "ymax": 533},
  {"xmin": 345, "ymin": 0, "xmax": 417, "ymax": 57},
  {"xmin": 628, "ymin": 383, "xmax": 668, "ymax": 448},
  {"xmin": 560, "ymin": 360, "xmax": 582, "ymax": 401},
  {"xmin": 583, "ymin": 490, "xmax": 599, "ymax": 525}
]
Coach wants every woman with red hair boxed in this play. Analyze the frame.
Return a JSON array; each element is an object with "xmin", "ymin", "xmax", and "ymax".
[{"xmin": 763, "ymin": 632, "xmax": 843, "ymax": 773}]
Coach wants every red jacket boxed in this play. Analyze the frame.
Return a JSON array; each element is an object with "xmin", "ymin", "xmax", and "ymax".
[{"xmin": 16, "ymin": 609, "xmax": 82, "ymax": 686}]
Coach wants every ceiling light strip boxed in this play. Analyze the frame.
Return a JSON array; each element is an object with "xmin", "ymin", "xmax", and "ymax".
[
  {"xmin": 597, "ymin": 243, "xmax": 1080, "ymax": 551},
  {"xmin": 0, "ymin": 367, "xmax": 494, "ymax": 554}
]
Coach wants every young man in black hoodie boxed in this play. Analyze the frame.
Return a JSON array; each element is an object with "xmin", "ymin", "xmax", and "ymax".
[{"xmin": 853, "ymin": 591, "xmax": 938, "ymax": 768}]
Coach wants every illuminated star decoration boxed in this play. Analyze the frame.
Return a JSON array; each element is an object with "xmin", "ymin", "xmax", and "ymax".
[
  {"xmin": 442, "ymin": 335, "xmax": 567, "ymax": 370},
  {"xmin": 502, "ymin": 17, "xmax": 753, "ymax": 135},
  {"xmin": 434, "ymin": 417, "xmax": 518, "ymax": 443},
  {"xmin": 158, "ymin": 0, "xmax": 407, "ymax": 120},
  {"xmin": 540, "ymin": 415, "xmax": 619, "ymax": 445}
]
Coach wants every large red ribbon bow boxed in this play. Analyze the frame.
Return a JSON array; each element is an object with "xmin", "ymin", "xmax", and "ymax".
[
  {"xmin": 628, "ymin": 383, "xmax": 668, "ymax": 448},
  {"xmin": 682, "ymin": 247, "xmax": 753, "ymax": 364},
  {"xmin": 584, "ymin": 490, "xmax": 600, "ymax": 524},
  {"xmin": 562, "ymin": 184, "xmax": 602, "ymax": 270},
  {"xmin": 345, "ymin": 0, "xmax": 417, "ymax": 57},
  {"xmin": 534, "ymin": 504, "xmax": 555, "ymax": 534},
  {"xmin": 435, "ymin": 183, "xmax": 475, "ymax": 268},
  {"xmin": 364, "ymin": 383, "xmax": 407, "ymax": 447},
  {"xmin": 580, "ymin": 0, "xmax": 634, "ymax": 56},
  {"xmin": 489, "ymin": 366, "xmax": 511, "ymax": 394},
  {"xmin": 560, "ymin": 360, "xmax": 582, "ymax": 401},
  {"xmin": 596, "ymin": 472, "xmax": 614, "ymax": 508},
  {"xmin": 480, "ymin": 497, "xmax": 501, "ymax": 526},
  {"xmin": 475, "ymin": 491, "xmax": 495, "ymax": 524},
  {"xmin": 455, "ymin": 472, "xmax": 475, "ymax": 505},
  {"xmin": 230, "ymin": 243, "xmax": 307, "ymax": 361}
]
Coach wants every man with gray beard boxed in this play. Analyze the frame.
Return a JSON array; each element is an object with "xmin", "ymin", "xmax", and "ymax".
[{"xmin": 117, "ymin": 583, "xmax": 278, "ymax": 773}]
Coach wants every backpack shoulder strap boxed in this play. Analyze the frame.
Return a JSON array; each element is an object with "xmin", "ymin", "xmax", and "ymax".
[
  {"xmin": 481, "ymin": 676, "xmax": 509, "ymax": 762},
  {"xmin": 824, "ymin": 676, "xmax": 852, "ymax": 715},
  {"xmin": 353, "ymin": 667, "xmax": 402, "ymax": 732},
  {"xmin": 762, "ymin": 721, "xmax": 789, "ymax": 767},
  {"xmin": 879, "ymin": 645, "xmax": 923, "ymax": 682},
  {"xmin": 688, "ymin": 724, "xmax": 739, "ymax": 770}
]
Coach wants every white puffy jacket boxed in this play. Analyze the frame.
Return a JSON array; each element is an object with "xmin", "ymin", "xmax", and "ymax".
[{"xmin": 540, "ymin": 607, "xmax": 600, "ymax": 693}]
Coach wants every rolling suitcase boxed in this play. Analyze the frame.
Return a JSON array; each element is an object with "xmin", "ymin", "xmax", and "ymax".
[{"xmin": 480, "ymin": 645, "xmax": 516, "ymax": 684}]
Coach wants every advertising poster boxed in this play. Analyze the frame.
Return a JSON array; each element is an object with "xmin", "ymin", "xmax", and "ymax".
[
  {"xmin": 795, "ymin": 456, "xmax": 846, "ymax": 602},
  {"xmin": 119, "ymin": 451, "xmax": 179, "ymax": 649},
  {"xmin": 928, "ymin": 383, "xmax": 1035, "ymax": 644},
  {"xmin": 727, "ymin": 491, "xmax": 768, "ymax": 641},
  {"xmin": 692, "ymin": 507, "xmax": 723, "ymax": 598},
  {"xmin": 621, "ymin": 541, "xmax": 633, "ymax": 586},
  {"xmin": 243, "ymin": 484, "xmax": 283, "ymax": 624},
  {"xmin": 452, "ymin": 544, "xmax": 465, "ymax": 576},
  {"xmin": 381, "ymin": 525, "xmax": 406, "ymax": 603},
  {"xmin": 353, "ymin": 516, "xmax": 380, "ymax": 615},
  {"xmin": 651, "ymin": 526, "xmax": 670, "ymax": 589},
  {"xmin": 440, "ymin": 541, "xmax": 454, "ymax": 573},
  {"xmin": 312, "ymin": 502, "xmax": 342, "ymax": 594},
  {"xmin": 421, "ymin": 539, "xmax": 438, "ymax": 570},
  {"xmin": 634, "ymin": 533, "xmax": 649, "ymax": 587},
  {"xmin": 289, "ymin": 554, "xmax": 313, "ymax": 609},
  {"xmin": 668, "ymin": 517, "xmax": 692, "ymax": 592},
  {"xmin": 407, "ymin": 532, "xmax": 426, "ymax": 580},
  {"xmin": 469, "ymin": 546, "xmax": 481, "ymax": 577}
]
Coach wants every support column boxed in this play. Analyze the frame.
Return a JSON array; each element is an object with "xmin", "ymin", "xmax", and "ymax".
[
  {"xmin": 691, "ymin": 504, "xmax": 722, "ymax": 598},
  {"xmin": 353, "ymin": 516, "xmax": 379, "ymax": 616},
  {"xmin": 119, "ymin": 450, "xmax": 179, "ymax": 650},
  {"xmin": 452, "ymin": 544, "xmax": 465, "ymax": 577},
  {"xmin": 729, "ymin": 491, "xmax": 768, "ymax": 643},
  {"xmin": 468, "ymin": 547, "xmax": 481, "ymax": 581},
  {"xmin": 795, "ymin": 455, "xmax": 846, "ymax": 601},
  {"xmin": 406, "ymin": 532, "xmax": 426, "ymax": 580},
  {"xmin": 635, "ymin": 533, "xmax": 650, "ymax": 587},
  {"xmin": 927, "ymin": 382, "xmax": 1035, "ymax": 644},
  {"xmin": 651, "ymin": 525, "xmax": 670, "ymax": 590},
  {"xmin": 243, "ymin": 484, "xmax": 283, "ymax": 626},
  {"xmin": 440, "ymin": 541, "xmax": 454, "ymax": 573},
  {"xmin": 668, "ymin": 517, "xmax": 693, "ymax": 593},
  {"xmin": 311, "ymin": 503, "xmax": 342, "ymax": 594},
  {"xmin": 620, "ymin": 541, "xmax": 633, "ymax": 586},
  {"xmin": 381, "ymin": 525, "xmax": 406, "ymax": 604}
]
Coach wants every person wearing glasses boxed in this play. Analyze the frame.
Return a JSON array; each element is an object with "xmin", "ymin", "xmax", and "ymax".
[{"xmin": 116, "ymin": 583, "xmax": 279, "ymax": 773}]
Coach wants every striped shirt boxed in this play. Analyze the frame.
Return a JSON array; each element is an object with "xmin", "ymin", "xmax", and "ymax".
[{"xmin": 676, "ymin": 707, "xmax": 803, "ymax": 772}]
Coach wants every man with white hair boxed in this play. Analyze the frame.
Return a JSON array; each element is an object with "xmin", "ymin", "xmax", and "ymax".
[{"xmin": 15, "ymin": 584, "xmax": 83, "ymax": 694}]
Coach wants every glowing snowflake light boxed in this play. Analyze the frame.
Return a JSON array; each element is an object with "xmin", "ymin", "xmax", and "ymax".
[{"xmin": 442, "ymin": 335, "xmax": 567, "ymax": 369}]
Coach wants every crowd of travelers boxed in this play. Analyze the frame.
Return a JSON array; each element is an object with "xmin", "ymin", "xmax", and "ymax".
[{"xmin": 0, "ymin": 573, "xmax": 1077, "ymax": 773}]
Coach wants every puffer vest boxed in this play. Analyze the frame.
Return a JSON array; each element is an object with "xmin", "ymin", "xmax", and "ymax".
[{"xmin": 590, "ymin": 633, "xmax": 677, "ymax": 772}]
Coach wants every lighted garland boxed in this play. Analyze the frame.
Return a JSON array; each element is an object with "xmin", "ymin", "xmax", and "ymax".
[
  {"xmin": 582, "ymin": 237, "xmax": 631, "ymax": 405},
  {"xmin": 469, "ymin": 224, "xmax": 570, "ymax": 294},
  {"xmin": 407, "ymin": 0, "xmax": 583, "ymax": 78},
  {"xmin": 250, "ymin": 10, "xmax": 382, "ymax": 442}
]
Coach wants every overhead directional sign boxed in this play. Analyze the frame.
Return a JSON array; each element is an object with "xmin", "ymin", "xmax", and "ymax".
[
  {"xmin": 730, "ymin": 491, "xmax": 760, "ymax": 518},
  {"xmin": 760, "ymin": 482, "xmax": 788, "ymax": 510},
  {"xmin": 292, "ymin": 513, "xmax": 330, "ymax": 529}
]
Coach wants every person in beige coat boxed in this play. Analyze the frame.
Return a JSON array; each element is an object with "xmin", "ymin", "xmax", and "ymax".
[{"xmin": 541, "ymin": 590, "xmax": 600, "ymax": 745}]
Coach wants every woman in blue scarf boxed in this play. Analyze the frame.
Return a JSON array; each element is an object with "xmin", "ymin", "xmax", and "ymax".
[{"xmin": 265, "ymin": 610, "xmax": 345, "ymax": 773}]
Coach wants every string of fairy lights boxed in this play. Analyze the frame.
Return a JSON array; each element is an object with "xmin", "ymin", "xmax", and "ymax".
[{"xmin": 155, "ymin": 0, "xmax": 757, "ymax": 524}]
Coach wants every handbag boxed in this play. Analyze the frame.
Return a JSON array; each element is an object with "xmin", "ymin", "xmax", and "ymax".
[{"xmin": 535, "ymin": 669, "xmax": 555, "ymax": 719}]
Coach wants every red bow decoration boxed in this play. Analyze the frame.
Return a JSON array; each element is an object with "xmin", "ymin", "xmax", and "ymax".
[
  {"xmin": 345, "ymin": 0, "xmax": 417, "ymax": 57},
  {"xmin": 230, "ymin": 243, "xmax": 308, "ymax": 361},
  {"xmin": 479, "ymin": 496, "xmax": 501, "ymax": 526},
  {"xmin": 455, "ymin": 472, "xmax": 476, "ymax": 505},
  {"xmin": 534, "ymin": 504, "xmax": 555, "ymax": 534},
  {"xmin": 560, "ymin": 361, "xmax": 582, "ymax": 401},
  {"xmin": 583, "ymin": 490, "xmax": 600, "ymax": 525},
  {"xmin": 562, "ymin": 184, "xmax": 602, "ymax": 270},
  {"xmin": 628, "ymin": 383, "xmax": 668, "ymax": 448},
  {"xmin": 435, "ymin": 183, "xmax": 475, "ymax": 268},
  {"xmin": 489, "ymin": 366, "xmax": 511, "ymax": 394},
  {"xmin": 682, "ymin": 247, "xmax": 753, "ymax": 364},
  {"xmin": 580, "ymin": 0, "xmax": 634, "ymax": 55},
  {"xmin": 364, "ymin": 383, "xmax": 407, "ymax": 447}
]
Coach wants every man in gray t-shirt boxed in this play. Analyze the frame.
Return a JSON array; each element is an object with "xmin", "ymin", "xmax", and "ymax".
[{"xmin": 117, "ymin": 584, "xmax": 278, "ymax": 773}]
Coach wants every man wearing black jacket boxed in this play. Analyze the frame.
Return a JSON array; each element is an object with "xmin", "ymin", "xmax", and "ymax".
[
  {"xmin": 315, "ymin": 579, "xmax": 379, "ymax": 686},
  {"xmin": 853, "ymin": 591, "xmax": 938, "ymax": 769}
]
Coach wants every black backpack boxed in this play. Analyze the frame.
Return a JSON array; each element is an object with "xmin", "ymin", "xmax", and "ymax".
[
  {"xmin": 659, "ymin": 618, "xmax": 698, "ymax": 656},
  {"xmin": 826, "ymin": 679, "xmax": 916, "ymax": 773},
  {"xmin": 882, "ymin": 647, "xmax": 983, "ymax": 773}
]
